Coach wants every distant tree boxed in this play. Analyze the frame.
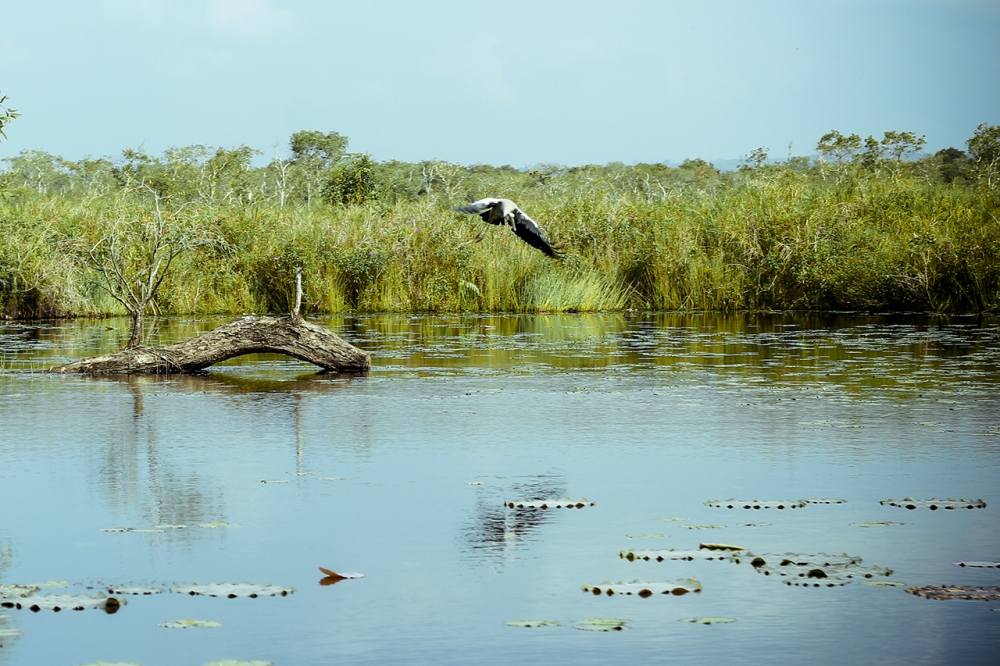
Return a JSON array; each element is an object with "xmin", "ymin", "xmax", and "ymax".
[
  {"xmin": 289, "ymin": 130, "xmax": 348, "ymax": 205},
  {"xmin": 739, "ymin": 147, "xmax": 769, "ymax": 171},
  {"xmin": 816, "ymin": 130, "xmax": 861, "ymax": 163},
  {"xmin": 323, "ymin": 154, "xmax": 379, "ymax": 206},
  {"xmin": 933, "ymin": 147, "xmax": 969, "ymax": 184},
  {"xmin": 204, "ymin": 145, "xmax": 258, "ymax": 204},
  {"xmin": 967, "ymin": 122, "xmax": 1000, "ymax": 188},
  {"xmin": 879, "ymin": 130, "xmax": 926, "ymax": 161},
  {"xmin": 0, "ymin": 93, "xmax": 18, "ymax": 140}
]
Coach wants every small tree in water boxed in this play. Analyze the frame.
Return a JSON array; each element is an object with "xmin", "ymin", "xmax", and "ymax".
[{"xmin": 87, "ymin": 187, "xmax": 208, "ymax": 347}]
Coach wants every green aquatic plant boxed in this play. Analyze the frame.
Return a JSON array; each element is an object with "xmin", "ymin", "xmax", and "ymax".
[
  {"xmin": 681, "ymin": 617, "xmax": 736, "ymax": 625},
  {"xmin": 906, "ymin": 585, "xmax": 1000, "ymax": 601},
  {"xmin": 582, "ymin": 579, "xmax": 702, "ymax": 597},
  {"xmin": 505, "ymin": 498, "xmax": 595, "ymax": 510},
  {"xmin": 574, "ymin": 617, "xmax": 627, "ymax": 632},
  {"xmin": 880, "ymin": 498, "xmax": 987, "ymax": 510},
  {"xmin": 705, "ymin": 499, "xmax": 808, "ymax": 510},
  {"xmin": 160, "ymin": 619, "xmax": 222, "ymax": 629},
  {"xmin": 505, "ymin": 619, "xmax": 561, "ymax": 628},
  {"xmin": 170, "ymin": 583, "xmax": 294, "ymax": 598},
  {"xmin": 620, "ymin": 549, "xmax": 732, "ymax": 562},
  {"xmin": 0, "ymin": 594, "xmax": 122, "ymax": 613}
]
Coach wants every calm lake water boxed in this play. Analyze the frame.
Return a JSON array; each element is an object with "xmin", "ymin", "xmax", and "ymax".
[{"xmin": 1, "ymin": 313, "xmax": 998, "ymax": 665}]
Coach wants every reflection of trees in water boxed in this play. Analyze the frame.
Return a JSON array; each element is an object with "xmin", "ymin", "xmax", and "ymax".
[
  {"xmin": 461, "ymin": 475, "xmax": 566, "ymax": 564},
  {"xmin": 98, "ymin": 376, "xmax": 225, "ymax": 537}
]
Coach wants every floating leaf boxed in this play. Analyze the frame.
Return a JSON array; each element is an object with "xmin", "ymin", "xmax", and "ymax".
[
  {"xmin": 319, "ymin": 568, "xmax": 365, "ymax": 586},
  {"xmin": 879, "ymin": 498, "xmax": 986, "ymax": 510},
  {"xmin": 705, "ymin": 499, "xmax": 807, "ymax": 510},
  {"xmin": 906, "ymin": 585, "xmax": 1000, "ymax": 601},
  {"xmin": 863, "ymin": 580, "xmax": 906, "ymax": 588},
  {"xmin": 0, "ymin": 584, "xmax": 38, "ymax": 598},
  {"xmin": 851, "ymin": 521, "xmax": 904, "ymax": 528},
  {"xmin": 171, "ymin": 583, "xmax": 293, "ymax": 599},
  {"xmin": 582, "ymin": 579, "xmax": 702, "ymax": 597},
  {"xmin": 161, "ymin": 619, "xmax": 222, "ymax": 629},
  {"xmin": 620, "ymin": 549, "xmax": 731, "ymax": 562},
  {"xmin": 699, "ymin": 543, "xmax": 744, "ymax": 552},
  {"xmin": 467, "ymin": 480, "xmax": 485, "ymax": 486},
  {"xmin": 506, "ymin": 619, "xmax": 560, "ymax": 628},
  {"xmin": 805, "ymin": 499, "xmax": 848, "ymax": 505},
  {"xmin": 105, "ymin": 586, "xmax": 163, "ymax": 596},
  {"xmin": 258, "ymin": 479, "xmax": 289, "ymax": 485},
  {"xmin": 955, "ymin": 561, "xmax": 1000, "ymax": 568},
  {"xmin": 574, "ymin": 617, "xmax": 626, "ymax": 631},
  {"xmin": 681, "ymin": 616, "xmax": 736, "ymax": 625},
  {"xmin": 0, "ymin": 595, "xmax": 121, "ymax": 613},
  {"xmin": 101, "ymin": 527, "xmax": 166, "ymax": 534},
  {"xmin": 733, "ymin": 552, "xmax": 864, "ymax": 568},
  {"xmin": 505, "ymin": 498, "xmax": 594, "ymax": 510},
  {"xmin": 682, "ymin": 524, "xmax": 723, "ymax": 530}
]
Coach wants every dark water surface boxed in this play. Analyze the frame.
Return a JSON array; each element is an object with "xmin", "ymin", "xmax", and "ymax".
[{"xmin": 1, "ymin": 313, "xmax": 998, "ymax": 665}]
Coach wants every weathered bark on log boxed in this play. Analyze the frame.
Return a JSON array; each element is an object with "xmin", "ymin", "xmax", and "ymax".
[{"xmin": 50, "ymin": 315, "xmax": 371, "ymax": 375}]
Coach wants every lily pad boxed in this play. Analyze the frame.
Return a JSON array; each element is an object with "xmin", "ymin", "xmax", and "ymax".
[
  {"xmin": 863, "ymin": 580, "xmax": 907, "ymax": 588},
  {"xmin": 171, "ymin": 583, "xmax": 294, "ymax": 598},
  {"xmin": 582, "ymin": 578, "xmax": 702, "ymax": 597},
  {"xmin": 505, "ymin": 498, "xmax": 595, "ymax": 510},
  {"xmin": 574, "ymin": 617, "xmax": 627, "ymax": 632},
  {"xmin": 101, "ymin": 527, "xmax": 166, "ymax": 534},
  {"xmin": 506, "ymin": 619, "xmax": 560, "ymax": 628},
  {"xmin": 955, "ymin": 561, "xmax": 1000, "ymax": 568},
  {"xmin": 0, "ymin": 584, "xmax": 38, "ymax": 598},
  {"xmin": 0, "ymin": 594, "xmax": 122, "ymax": 613},
  {"xmin": 733, "ymin": 552, "xmax": 864, "ymax": 568},
  {"xmin": 620, "ymin": 549, "xmax": 731, "ymax": 562},
  {"xmin": 682, "ymin": 524, "xmax": 723, "ymax": 530},
  {"xmin": 851, "ymin": 521, "xmax": 904, "ymax": 528},
  {"xmin": 161, "ymin": 619, "xmax": 222, "ymax": 629},
  {"xmin": 906, "ymin": 585, "xmax": 1000, "ymax": 601},
  {"xmin": 879, "ymin": 498, "xmax": 986, "ymax": 510},
  {"xmin": 699, "ymin": 543, "xmax": 745, "ymax": 552},
  {"xmin": 704, "ymin": 499, "xmax": 807, "ymax": 510},
  {"xmin": 681, "ymin": 616, "xmax": 736, "ymax": 625},
  {"xmin": 804, "ymin": 498, "xmax": 848, "ymax": 505},
  {"xmin": 106, "ymin": 586, "xmax": 163, "ymax": 596}
]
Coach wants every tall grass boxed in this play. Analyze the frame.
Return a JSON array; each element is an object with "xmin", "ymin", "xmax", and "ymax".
[{"xmin": 0, "ymin": 165, "xmax": 997, "ymax": 317}]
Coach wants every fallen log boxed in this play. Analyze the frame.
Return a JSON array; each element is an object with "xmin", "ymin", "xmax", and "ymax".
[{"xmin": 50, "ymin": 315, "xmax": 370, "ymax": 375}]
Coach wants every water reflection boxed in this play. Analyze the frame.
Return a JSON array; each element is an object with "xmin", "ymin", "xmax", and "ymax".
[
  {"xmin": 97, "ymin": 376, "xmax": 225, "ymax": 537},
  {"xmin": 461, "ymin": 476, "xmax": 567, "ymax": 565}
]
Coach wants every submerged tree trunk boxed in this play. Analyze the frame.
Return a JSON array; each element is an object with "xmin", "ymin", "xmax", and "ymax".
[{"xmin": 50, "ymin": 315, "xmax": 370, "ymax": 375}]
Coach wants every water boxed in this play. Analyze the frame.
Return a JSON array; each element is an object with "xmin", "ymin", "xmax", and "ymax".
[{"xmin": 1, "ymin": 313, "xmax": 998, "ymax": 665}]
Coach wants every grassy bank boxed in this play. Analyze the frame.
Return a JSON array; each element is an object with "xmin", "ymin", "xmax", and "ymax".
[{"xmin": 1, "ymin": 162, "xmax": 998, "ymax": 317}]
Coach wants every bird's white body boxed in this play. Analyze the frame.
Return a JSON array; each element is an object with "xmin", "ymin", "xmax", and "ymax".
[{"xmin": 454, "ymin": 197, "xmax": 561, "ymax": 258}]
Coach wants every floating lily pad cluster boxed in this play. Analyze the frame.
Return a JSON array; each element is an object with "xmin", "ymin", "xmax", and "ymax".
[
  {"xmin": 171, "ymin": 583, "xmax": 294, "ymax": 599},
  {"xmin": 705, "ymin": 499, "xmax": 807, "ymax": 510},
  {"xmin": 505, "ymin": 498, "xmax": 595, "ymax": 510},
  {"xmin": 879, "ymin": 498, "xmax": 986, "ymax": 510},
  {"xmin": 0, "ymin": 581, "xmax": 294, "ymax": 614},
  {"xmin": 582, "ymin": 578, "xmax": 702, "ymax": 597},
  {"xmin": 906, "ymin": 585, "xmax": 1000, "ymax": 601},
  {"xmin": 730, "ymin": 552, "xmax": 894, "ymax": 588}
]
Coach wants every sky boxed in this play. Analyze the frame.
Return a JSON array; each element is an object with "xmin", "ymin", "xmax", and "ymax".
[{"xmin": 1, "ymin": 0, "xmax": 998, "ymax": 167}]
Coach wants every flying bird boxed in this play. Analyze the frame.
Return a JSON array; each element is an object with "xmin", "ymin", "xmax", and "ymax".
[{"xmin": 454, "ymin": 198, "xmax": 562, "ymax": 258}]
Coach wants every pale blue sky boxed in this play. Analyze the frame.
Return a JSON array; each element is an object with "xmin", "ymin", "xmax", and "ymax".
[{"xmin": 1, "ymin": 0, "xmax": 998, "ymax": 166}]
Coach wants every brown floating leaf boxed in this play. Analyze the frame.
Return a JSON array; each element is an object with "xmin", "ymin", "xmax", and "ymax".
[
  {"xmin": 906, "ymin": 585, "xmax": 1000, "ymax": 601},
  {"xmin": 319, "ymin": 568, "xmax": 365, "ymax": 586}
]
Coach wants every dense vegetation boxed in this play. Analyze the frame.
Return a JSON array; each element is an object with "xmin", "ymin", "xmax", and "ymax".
[{"xmin": 1, "ymin": 124, "xmax": 998, "ymax": 318}]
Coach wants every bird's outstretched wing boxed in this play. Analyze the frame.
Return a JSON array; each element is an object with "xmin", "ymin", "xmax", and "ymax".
[
  {"xmin": 512, "ymin": 209, "xmax": 562, "ymax": 258},
  {"xmin": 454, "ymin": 198, "xmax": 501, "ymax": 215}
]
